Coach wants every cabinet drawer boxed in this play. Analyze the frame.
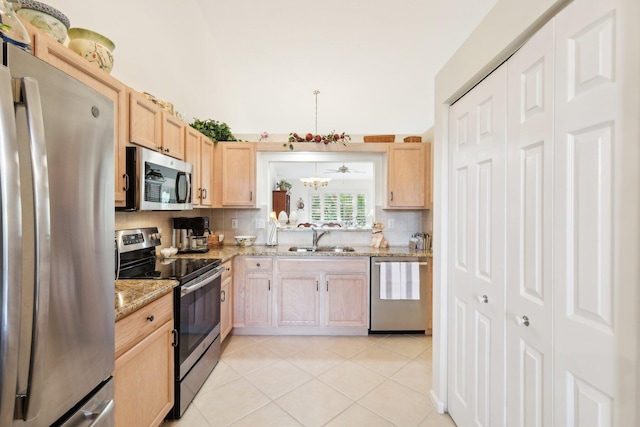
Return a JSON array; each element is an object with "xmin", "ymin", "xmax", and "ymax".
[
  {"xmin": 222, "ymin": 260, "xmax": 233, "ymax": 281},
  {"xmin": 243, "ymin": 257, "xmax": 273, "ymax": 271},
  {"xmin": 277, "ymin": 257, "xmax": 369, "ymax": 274},
  {"xmin": 115, "ymin": 292, "xmax": 173, "ymax": 358}
]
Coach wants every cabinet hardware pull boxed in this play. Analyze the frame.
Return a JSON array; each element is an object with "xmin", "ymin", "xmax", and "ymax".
[
  {"xmin": 146, "ymin": 315, "xmax": 154, "ymax": 322},
  {"xmin": 516, "ymin": 315, "xmax": 530, "ymax": 327},
  {"xmin": 256, "ymin": 263, "xmax": 261, "ymax": 267},
  {"xmin": 477, "ymin": 295, "xmax": 488, "ymax": 303},
  {"xmin": 203, "ymin": 188, "xmax": 207, "ymax": 199},
  {"xmin": 391, "ymin": 191, "xmax": 394, "ymax": 201},
  {"xmin": 221, "ymin": 290, "xmax": 226, "ymax": 302},
  {"xmin": 316, "ymin": 281, "xmax": 318, "ymax": 291},
  {"xmin": 250, "ymin": 191, "xmax": 253, "ymax": 201},
  {"xmin": 171, "ymin": 329, "xmax": 178, "ymax": 347},
  {"xmin": 157, "ymin": 146, "xmax": 162, "ymax": 151},
  {"xmin": 198, "ymin": 188, "xmax": 202, "ymax": 198},
  {"xmin": 123, "ymin": 173, "xmax": 129, "ymax": 191},
  {"xmin": 326, "ymin": 281, "xmax": 329, "ymax": 291},
  {"xmin": 165, "ymin": 148, "xmax": 170, "ymax": 153},
  {"xmin": 268, "ymin": 279, "xmax": 271, "ymax": 291}
]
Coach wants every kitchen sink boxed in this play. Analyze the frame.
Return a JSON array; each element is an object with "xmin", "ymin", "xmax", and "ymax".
[{"xmin": 289, "ymin": 246, "xmax": 355, "ymax": 253}]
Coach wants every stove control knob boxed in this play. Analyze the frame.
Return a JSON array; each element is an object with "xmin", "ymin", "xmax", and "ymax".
[{"xmin": 149, "ymin": 232, "xmax": 161, "ymax": 242}]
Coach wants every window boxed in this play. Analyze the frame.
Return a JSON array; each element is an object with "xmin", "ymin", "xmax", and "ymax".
[{"xmin": 311, "ymin": 192, "xmax": 367, "ymax": 226}]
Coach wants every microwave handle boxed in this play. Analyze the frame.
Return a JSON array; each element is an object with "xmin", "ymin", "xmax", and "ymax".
[{"xmin": 175, "ymin": 171, "xmax": 190, "ymax": 203}]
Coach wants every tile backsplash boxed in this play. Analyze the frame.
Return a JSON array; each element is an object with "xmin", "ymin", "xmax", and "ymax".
[{"xmin": 116, "ymin": 207, "xmax": 432, "ymax": 250}]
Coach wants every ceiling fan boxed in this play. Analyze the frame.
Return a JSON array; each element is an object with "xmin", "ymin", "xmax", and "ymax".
[{"xmin": 323, "ymin": 163, "xmax": 365, "ymax": 174}]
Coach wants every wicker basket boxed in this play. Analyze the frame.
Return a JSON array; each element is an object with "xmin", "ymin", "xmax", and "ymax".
[
  {"xmin": 363, "ymin": 134, "xmax": 395, "ymax": 143},
  {"xmin": 403, "ymin": 136, "xmax": 422, "ymax": 143}
]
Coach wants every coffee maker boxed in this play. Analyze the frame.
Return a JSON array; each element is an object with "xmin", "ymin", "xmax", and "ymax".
[{"xmin": 173, "ymin": 216, "xmax": 210, "ymax": 253}]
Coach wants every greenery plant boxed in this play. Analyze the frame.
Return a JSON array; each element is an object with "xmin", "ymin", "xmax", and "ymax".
[
  {"xmin": 189, "ymin": 118, "xmax": 239, "ymax": 142},
  {"xmin": 275, "ymin": 180, "xmax": 292, "ymax": 191}
]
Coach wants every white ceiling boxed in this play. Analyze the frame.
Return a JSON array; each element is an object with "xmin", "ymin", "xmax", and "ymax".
[{"xmin": 272, "ymin": 161, "xmax": 374, "ymax": 181}]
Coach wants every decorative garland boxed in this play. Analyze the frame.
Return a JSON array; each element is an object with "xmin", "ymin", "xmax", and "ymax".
[{"xmin": 284, "ymin": 131, "xmax": 351, "ymax": 150}]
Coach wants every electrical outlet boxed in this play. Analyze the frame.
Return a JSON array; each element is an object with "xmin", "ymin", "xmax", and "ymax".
[
  {"xmin": 387, "ymin": 219, "xmax": 395, "ymax": 229},
  {"xmin": 231, "ymin": 219, "xmax": 238, "ymax": 229},
  {"xmin": 255, "ymin": 219, "xmax": 265, "ymax": 229}
]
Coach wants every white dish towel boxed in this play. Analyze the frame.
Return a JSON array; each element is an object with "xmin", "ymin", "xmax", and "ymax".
[{"xmin": 379, "ymin": 262, "xmax": 420, "ymax": 300}]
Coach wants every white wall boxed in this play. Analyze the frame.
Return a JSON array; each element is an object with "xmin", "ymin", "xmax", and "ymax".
[
  {"xmin": 49, "ymin": 0, "xmax": 497, "ymax": 136},
  {"xmin": 49, "ymin": 0, "xmax": 216, "ymax": 123}
]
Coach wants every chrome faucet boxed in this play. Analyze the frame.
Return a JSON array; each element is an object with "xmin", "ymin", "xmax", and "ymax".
[{"xmin": 312, "ymin": 228, "xmax": 329, "ymax": 247}]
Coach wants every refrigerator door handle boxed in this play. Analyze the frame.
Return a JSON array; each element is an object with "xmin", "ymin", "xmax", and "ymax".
[
  {"xmin": 0, "ymin": 66, "xmax": 23, "ymax": 427},
  {"xmin": 18, "ymin": 77, "xmax": 52, "ymax": 421}
]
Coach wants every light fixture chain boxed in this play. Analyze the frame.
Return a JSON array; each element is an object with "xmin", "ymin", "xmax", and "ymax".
[{"xmin": 313, "ymin": 90, "xmax": 320, "ymax": 135}]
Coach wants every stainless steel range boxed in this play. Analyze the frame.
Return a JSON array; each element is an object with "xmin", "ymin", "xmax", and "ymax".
[{"xmin": 116, "ymin": 227, "xmax": 224, "ymax": 419}]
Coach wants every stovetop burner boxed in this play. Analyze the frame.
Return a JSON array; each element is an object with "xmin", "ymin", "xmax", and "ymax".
[
  {"xmin": 119, "ymin": 257, "xmax": 220, "ymax": 283},
  {"xmin": 116, "ymin": 227, "xmax": 220, "ymax": 283}
]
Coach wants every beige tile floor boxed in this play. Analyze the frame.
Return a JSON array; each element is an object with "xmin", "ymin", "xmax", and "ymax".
[{"xmin": 163, "ymin": 334, "xmax": 457, "ymax": 427}]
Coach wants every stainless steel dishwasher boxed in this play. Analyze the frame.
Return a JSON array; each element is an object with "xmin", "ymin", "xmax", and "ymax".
[{"xmin": 370, "ymin": 256, "xmax": 429, "ymax": 333}]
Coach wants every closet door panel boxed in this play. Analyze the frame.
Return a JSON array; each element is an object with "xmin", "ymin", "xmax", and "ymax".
[
  {"xmin": 506, "ymin": 18, "xmax": 554, "ymax": 427},
  {"xmin": 554, "ymin": 0, "xmax": 625, "ymax": 425},
  {"xmin": 448, "ymin": 63, "xmax": 507, "ymax": 427}
]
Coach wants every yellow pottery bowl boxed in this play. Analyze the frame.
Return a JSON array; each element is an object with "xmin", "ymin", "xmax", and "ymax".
[{"xmin": 67, "ymin": 27, "xmax": 115, "ymax": 73}]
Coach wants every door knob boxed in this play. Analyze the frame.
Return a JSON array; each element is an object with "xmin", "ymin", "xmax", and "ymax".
[
  {"xmin": 515, "ymin": 315, "xmax": 530, "ymax": 327},
  {"xmin": 477, "ymin": 294, "xmax": 488, "ymax": 303}
]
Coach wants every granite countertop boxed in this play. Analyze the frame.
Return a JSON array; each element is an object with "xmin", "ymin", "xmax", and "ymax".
[
  {"xmin": 115, "ymin": 279, "xmax": 178, "ymax": 321},
  {"xmin": 114, "ymin": 245, "xmax": 431, "ymax": 321}
]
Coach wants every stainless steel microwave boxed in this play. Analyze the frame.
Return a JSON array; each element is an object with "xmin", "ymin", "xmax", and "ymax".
[{"xmin": 118, "ymin": 146, "xmax": 193, "ymax": 211}]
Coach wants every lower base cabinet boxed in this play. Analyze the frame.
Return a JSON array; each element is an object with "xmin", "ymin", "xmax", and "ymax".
[
  {"xmin": 233, "ymin": 256, "xmax": 369, "ymax": 335},
  {"xmin": 114, "ymin": 293, "xmax": 174, "ymax": 427}
]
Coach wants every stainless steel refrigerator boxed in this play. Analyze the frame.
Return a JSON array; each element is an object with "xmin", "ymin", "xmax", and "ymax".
[{"xmin": 0, "ymin": 43, "xmax": 115, "ymax": 426}]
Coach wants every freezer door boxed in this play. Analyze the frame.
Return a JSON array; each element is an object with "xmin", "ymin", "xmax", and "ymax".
[
  {"xmin": 8, "ymin": 44, "xmax": 115, "ymax": 426},
  {"xmin": 60, "ymin": 378, "xmax": 114, "ymax": 427}
]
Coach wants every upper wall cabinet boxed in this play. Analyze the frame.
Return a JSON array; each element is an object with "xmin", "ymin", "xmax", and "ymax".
[
  {"xmin": 29, "ymin": 27, "xmax": 129, "ymax": 207},
  {"xmin": 129, "ymin": 90, "xmax": 161, "ymax": 152},
  {"xmin": 161, "ymin": 112, "xmax": 185, "ymax": 160},
  {"xmin": 215, "ymin": 142, "xmax": 256, "ymax": 208},
  {"xmin": 386, "ymin": 143, "xmax": 431, "ymax": 209},
  {"xmin": 185, "ymin": 127, "xmax": 213, "ymax": 207},
  {"xmin": 129, "ymin": 91, "xmax": 185, "ymax": 160}
]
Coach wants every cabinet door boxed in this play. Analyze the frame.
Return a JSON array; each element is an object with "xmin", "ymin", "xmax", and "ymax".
[
  {"xmin": 220, "ymin": 277, "xmax": 233, "ymax": 341},
  {"xmin": 32, "ymin": 32, "xmax": 128, "ymax": 206},
  {"xmin": 161, "ymin": 112, "xmax": 185, "ymax": 160},
  {"xmin": 129, "ymin": 90, "xmax": 162, "ymax": 151},
  {"xmin": 221, "ymin": 143, "xmax": 256, "ymax": 207},
  {"xmin": 199, "ymin": 136, "xmax": 214, "ymax": 207},
  {"xmin": 114, "ymin": 320, "xmax": 174, "ymax": 427},
  {"xmin": 324, "ymin": 274, "xmax": 368, "ymax": 327},
  {"xmin": 277, "ymin": 273, "xmax": 320, "ymax": 326},
  {"xmin": 387, "ymin": 144, "xmax": 427, "ymax": 208},
  {"xmin": 244, "ymin": 273, "xmax": 272, "ymax": 326},
  {"xmin": 184, "ymin": 126, "xmax": 202, "ymax": 205}
]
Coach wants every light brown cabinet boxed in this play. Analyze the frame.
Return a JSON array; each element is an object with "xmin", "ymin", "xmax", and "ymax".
[
  {"xmin": 30, "ymin": 29, "xmax": 129, "ymax": 207},
  {"xmin": 387, "ymin": 143, "xmax": 431, "ymax": 209},
  {"xmin": 114, "ymin": 293, "xmax": 174, "ymax": 427},
  {"xmin": 272, "ymin": 190, "xmax": 290, "ymax": 216},
  {"xmin": 215, "ymin": 143, "xmax": 256, "ymax": 207},
  {"xmin": 232, "ymin": 256, "xmax": 371, "ymax": 335},
  {"xmin": 129, "ymin": 90, "xmax": 162, "ymax": 152},
  {"xmin": 128, "ymin": 91, "xmax": 185, "ymax": 160},
  {"xmin": 161, "ymin": 112, "xmax": 185, "ymax": 159},
  {"xmin": 220, "ymin": 260, "xmax": 233, "ymax": 341},
  {"xmin": 234, "ymin": 257, "xmax": 273, "ymax": 328},
  {"xmin": 185, "ymin": 127, "xmax": 213, "ymax": 207}
]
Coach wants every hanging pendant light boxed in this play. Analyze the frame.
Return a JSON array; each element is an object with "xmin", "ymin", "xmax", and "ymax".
[{"xmin": 300, "ymin": 163, "xmax": 331, "ymax": 190}]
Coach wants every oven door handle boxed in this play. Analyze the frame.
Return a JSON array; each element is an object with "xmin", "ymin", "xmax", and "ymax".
[{"xmin": 180, "ymin": 265, "xmax": 225, "ymax": 296}]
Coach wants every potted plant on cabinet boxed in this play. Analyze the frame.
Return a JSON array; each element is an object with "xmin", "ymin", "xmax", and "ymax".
[{"xmin": 189, "ymin": 118, "xmax": 239, "ymax": 142}]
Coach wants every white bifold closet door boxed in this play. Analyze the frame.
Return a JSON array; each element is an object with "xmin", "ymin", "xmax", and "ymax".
[
  {"xmin": 447, "ymin": 64, "xmax": 507, "ymax": 427},
  {"xmin": 505, "ymin": 18, "xmax": 554, "ymax": 427},
  {"xmin": 553, "ymin": 0, "xmax": 625, "ymax": 425}
]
